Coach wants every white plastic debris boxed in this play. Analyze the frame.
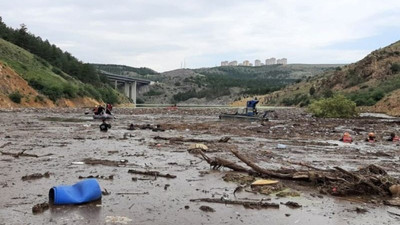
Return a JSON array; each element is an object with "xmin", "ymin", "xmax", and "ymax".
[{"xmin": 277, "ymin": 144, "xmax": 287, "ymax": 149}]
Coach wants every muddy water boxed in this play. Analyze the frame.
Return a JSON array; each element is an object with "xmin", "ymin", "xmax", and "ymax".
[{"xmin": 0, "ymin": 108, "xmax": 400, "ymax": 225}]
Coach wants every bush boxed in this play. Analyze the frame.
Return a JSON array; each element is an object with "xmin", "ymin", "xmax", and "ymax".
[
  {"xmin": 9, "ymin": 91, "xmax": 23, "ymax": 103},
  {"xmin": 308, "ymin": 95, "xmax": 358, "ymax": 118},
  {"xmin": 391, "ymin": 63, "xmax": 400, "ymax": 74},
  {"xmin": 34, "ymin": 95, "xmax": 45, "ymax": 103}
]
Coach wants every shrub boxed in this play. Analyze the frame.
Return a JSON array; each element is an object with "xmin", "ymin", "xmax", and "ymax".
[
  {"xmin": 309, "ymin": 86, "xmax": 316, "ymax": 96},
  {"xmin": 308, "ymin": 95, "xmax": 358, "ymax": 118},
  {"xmin": 391, "ymin": 63, "xmax": 400, "ymax": 74},
  {"xmin": 34, "ymin": 95, "xmax": 45, "ymax": 103},
  {"xmin": 9, "ymin": 91, "xmax": 23, "ymax": 103}
]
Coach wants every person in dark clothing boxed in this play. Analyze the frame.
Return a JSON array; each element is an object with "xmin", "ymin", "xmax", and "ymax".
[
  {"xmin": 96, "ymin": 105, "xmax": 105, "ymax": 115},
  {"xmin": 387, "ymin": 133, "xmax": 400, "ymax": 142},
  {"xmin": 100, "ymin": 119, "xmax": 111, "ymax": 132}
]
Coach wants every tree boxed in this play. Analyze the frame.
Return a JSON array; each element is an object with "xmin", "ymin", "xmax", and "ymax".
[
  {"xmin": 309, "ymin": 86, "xmax": 316, "ymax": 96},
  {"xmin": 308, "ymin": 94, "xmax": 358, "ymax": 118}
]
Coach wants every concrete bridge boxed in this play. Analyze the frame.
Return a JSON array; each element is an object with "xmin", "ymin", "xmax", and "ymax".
[{"xmin": 98, "ymin": 70, "xmax": 151, "ymax": 104}]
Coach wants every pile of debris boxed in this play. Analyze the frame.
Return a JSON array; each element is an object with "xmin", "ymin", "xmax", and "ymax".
[{"xmin": 199, "ymin": 149, "xmax": 400, "ymax": 202}]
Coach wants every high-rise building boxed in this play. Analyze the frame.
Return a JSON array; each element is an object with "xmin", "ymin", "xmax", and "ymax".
[
  {"xmin": 265, "ymin": 58, "xmax": 276, "ymax": 65},
  {"xmin": 243, "ymin": 60, "xmax": 250, "ymax": 66},
  {"xmin": 277, "ymin": 58, "xmax": 287, "ymax": 65},
  {"xmin": 255, "ymin": 59, "xmax": 261, "ymax": 66},
  {"xmin": 221, "ymin": 61, "xmax": 229, "ymax": 66},
  {"xmin": 228, "ymin": 61, "xmax": 238, "ymax": 66}
]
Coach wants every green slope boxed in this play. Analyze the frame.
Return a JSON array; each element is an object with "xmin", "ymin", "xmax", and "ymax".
[{"xmin": 0, "ymin": 38, "xmax": 124, "ymax": 103}]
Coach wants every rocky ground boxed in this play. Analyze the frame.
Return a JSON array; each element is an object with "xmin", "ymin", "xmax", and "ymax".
[{"xmin": 0, "ymin": 107, "xmax": 400, "ymax": 225}]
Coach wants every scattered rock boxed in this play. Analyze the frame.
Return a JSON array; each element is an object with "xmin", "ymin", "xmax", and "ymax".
[
  {"xmin": 355, "ymin": 207, "xmax": 368, "ymax": 213},
  {"xmin": 282, "ymin": 201, "xmax": 302, "ymax": 208},
  {"xmin": 32, "ymin": 202, "xmax": 49, "ymax": 214},
  {"xmin": 22, "ymin": 172, "xmax": 50, "ymax": 181},
  {"xmin": 199, "ymin": 205, "xmax": 215, "ymax": 212}
]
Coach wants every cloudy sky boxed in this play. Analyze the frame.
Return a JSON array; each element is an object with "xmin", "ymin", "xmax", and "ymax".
[{"xmin": 1, "ymin": 0, "xmax": 400, "ymax": 72}]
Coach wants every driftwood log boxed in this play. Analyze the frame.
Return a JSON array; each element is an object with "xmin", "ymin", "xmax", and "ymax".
[
  {"xmin": 190, "ymin": 198, "xmax": 279, "ymax": 209},
  {"xmin": 154, "ymin": 136, "xmax": 230, "ymax": 143},
  {"xmin": 128, "ymin": 169, "xmax": 177, "ymax": 179}
]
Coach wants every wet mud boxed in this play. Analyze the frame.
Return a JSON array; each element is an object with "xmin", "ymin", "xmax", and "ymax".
[{"xmin": 0, "ymin": 107, "xmax": 400, "ymax": 224}]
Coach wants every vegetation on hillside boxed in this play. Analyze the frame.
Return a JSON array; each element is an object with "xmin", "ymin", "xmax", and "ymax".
[
  {"xmin": 257, "ymin": 40, "xmax": 400, "ymax": 109},
  {"xmin": 92, "ymin": 64, "xmax": 158, "ymax": 76},
  {"xmin": 0, "ymin": 18, "xmax": 122, "ymax": 104},
  {"xmin": 308, "ymin": 95, "xmax": 358, "ymax": 118}
]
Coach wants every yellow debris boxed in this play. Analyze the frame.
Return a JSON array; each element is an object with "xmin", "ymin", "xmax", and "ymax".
[{"xmin": 251, "ymin": 179, "xmax": 279, "ymax": 186}]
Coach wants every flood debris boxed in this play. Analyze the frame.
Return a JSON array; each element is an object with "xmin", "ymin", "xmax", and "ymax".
[
  {"xmin": 188, "ymin": 143, "xmax": 209, "ymax": 151},
  {"xmin": 22, "ymin": 172, "xmax": 50, "ymax": 181},
  {"xmin": 0, "ymin": 141, "xmax": 11, "ymax": 148},
  {"xmin": 384, "ymin": 198, "xmax": 400, "ymax": 207},
  {"xmin": 32, "ymin": 202, "xmax": 49, "ymax": 214},
  {"xmin": 200, "ymin": 149, "xmax": 400, "ymax": 198},
  {"xmin": 1, "ymin": 150, "xmax": 39, "ymax": 158},
  {"xmin": 154, "ymin": 136, "xmax": 230, "ymax": 143},
  {"xmin": 105, "ymin": 216, "xmax": 133, "ymax": 224},
  {"xmin": 199, "ymin": 205, "xmax": 215, "ymax": 212},
  {"xmin": 390, "ymin": 185, "xmax": 400, "ymax": 197},
  {"xmin": 190, "ymin": 198, "xmax": 279, "ymax": 209},
  {"xmin": 78, "ymin": 175, "xmax": 114, "ymax": 180},
  {"xmin": 282, "ymin": 201, "xmax": 302, "ymax": 208},
  {"xmin": 83, "ymin": 158, "xmax": 129, "ymax": 167},
  {"xmin": 116, "ymin": 192, "xmax": 149, "ymax": 195},
  {"xmin": 198, "ymin": 150, "xmax": 249, "ymax": 172},
  {"xmin": 355, "ymin": 207, "xmax": 368, "ymax": 213},
  {"xmin": 102, "ymin": 189, "xmax": 111, "ymax": 196},
  {"xmin": 128, "ymin": 169, "xmax": 176, "ymax": 179}
]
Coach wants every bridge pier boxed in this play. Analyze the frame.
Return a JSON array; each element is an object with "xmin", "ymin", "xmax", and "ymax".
[{"xmin": 123, "ymin": 82, "xmax": 137, "ymax": 104}]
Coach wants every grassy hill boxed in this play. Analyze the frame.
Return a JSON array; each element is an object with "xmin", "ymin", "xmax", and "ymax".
[
  {"xmin": 0, "ymin": 38, "xmax": 126, "ymax": 107},
  {"xmin": 248, "ymin": 40, "xmax": 400, "ymax": 115}
]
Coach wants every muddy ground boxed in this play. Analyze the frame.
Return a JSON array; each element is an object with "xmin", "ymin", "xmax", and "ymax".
[{"xmin": 0, "ymin": 107, "xmax": 400, "ymax": 225}]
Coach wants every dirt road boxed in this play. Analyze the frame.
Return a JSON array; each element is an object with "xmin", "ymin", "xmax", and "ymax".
[{"xmin": 0, "ymin": 107, "xmax": 400, "ymax": 224}]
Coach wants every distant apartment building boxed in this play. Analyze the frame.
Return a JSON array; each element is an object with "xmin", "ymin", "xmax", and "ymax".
[
  {"xmin": 243, "ymin": 60, "xmax": 250, "ymax": 66},
  {"xmin": 221, "ymin": 61, "xmax": 229, "ymax": 66},
  {"xmin": 219, "ymin": 57, "xmax": 286, "ymax": 67},
  {"xmin": 277, "ymin": 58, "xmax": 287, "ymax": 65},
  {"xmin": 228, "ymin": 61, "xmax": 238, "ymax": 66},
  {"xmin": 265, "ymin": 58, "xmax": 276, "ymax": 65}
]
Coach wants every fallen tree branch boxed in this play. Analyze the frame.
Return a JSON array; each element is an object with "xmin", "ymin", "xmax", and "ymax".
[
  {"xmin": 190, "ymin": 198, "xmax": 279, "ymax": 209},
  {"xmin": 128, "ymin": 169, "xmax": 176, "ymax": 179},
  {"xmin": 154, "ymin": 136, "xmax": 230, "ymax": 143},
  {"xmin": 197, "ymin": 150, "xmax": 249, "ymax": 172},
  {"xmin": 1, "ymin": 150, "xmax": 38, "ymax": 158},
  {"xmin": 230, "ymin": 149, "xmax": 295, "ymax": 179}
]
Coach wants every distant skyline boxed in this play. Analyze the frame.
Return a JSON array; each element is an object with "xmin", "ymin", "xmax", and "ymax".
[{"xmin": 1, "ymin": 0, "xmax": 400, "ymax": 72}]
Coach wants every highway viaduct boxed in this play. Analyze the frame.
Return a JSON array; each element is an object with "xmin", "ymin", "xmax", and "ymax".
[{"xmin": 98, "ymin": 70, "xmax": 151, "ymax": 104}]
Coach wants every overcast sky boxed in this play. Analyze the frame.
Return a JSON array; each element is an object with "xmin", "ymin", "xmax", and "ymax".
[{"xmin": 1, "ymin": 0, "xmax": 400, "ymax": 72}]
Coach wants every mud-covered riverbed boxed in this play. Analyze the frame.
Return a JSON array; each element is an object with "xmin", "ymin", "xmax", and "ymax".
[{"xmin": 0, "ymin": 107, "xmax": 400, "ymax": 225}]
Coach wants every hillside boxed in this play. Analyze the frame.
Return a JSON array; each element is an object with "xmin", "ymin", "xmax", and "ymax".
[
  {"xmin": 248, "ymin": 40, "xmax": 400, "ymax": 115},
  {"xmin": 101, "ymin": 63, "xmax": 341, "ymax": 105},
  {"xmin": 0, "ymin": 38, "xmax": 122, "ymax": 108},
  {"xmin": 0, "ymin": 20, "xmax": 127, "ymax": 107}
]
